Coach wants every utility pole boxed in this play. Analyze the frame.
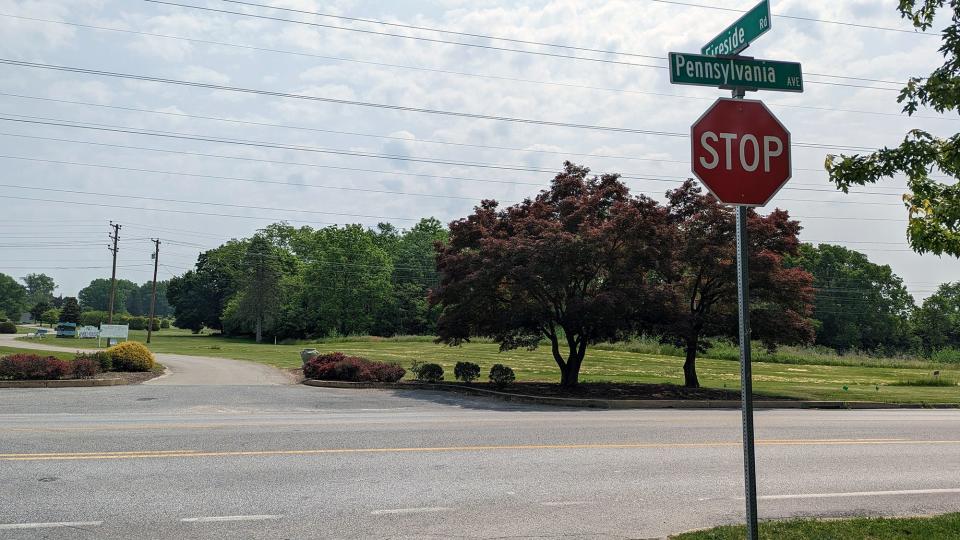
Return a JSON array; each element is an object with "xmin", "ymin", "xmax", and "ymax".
[
  {"xmin": 147, "ymin": 238, "xmax": 160, "ymax": 344},
  {"xmin": 107, "ymin": 222, "xmax": 121, "ymax": 324}
]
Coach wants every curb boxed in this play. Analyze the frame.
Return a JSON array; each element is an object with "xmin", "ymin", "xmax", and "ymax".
[
  {"xmin": 302, "ymin": 380, "xmax": 960, "ymax": 410},
  {"xmin": 0, "ymin": 378, "xmax": 126, "ymax": 389}
]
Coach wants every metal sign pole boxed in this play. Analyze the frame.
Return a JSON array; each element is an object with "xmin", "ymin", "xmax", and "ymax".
[{"xmin": 731, "ymin": 84, "xmax": 759, "ymax": 540}]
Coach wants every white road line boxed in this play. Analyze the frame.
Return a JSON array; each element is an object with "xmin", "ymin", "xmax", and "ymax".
[
  {"xmin": 370, "ymin": 507, "xmax": 452, "ymax": 515},
  {"xmin": 180, "ymin": 515, "xmax": 283, "ymax": 523},
  {"xmin": 760, "ymin": 488, "xmax": 960, "ymax": 500},
  {"xmin": 0, "ymin": 521, "xmax": 103, "ymax": 530}
]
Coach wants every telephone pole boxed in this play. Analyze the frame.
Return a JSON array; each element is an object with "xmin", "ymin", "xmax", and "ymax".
[
  {"xmin": 107, "ymin": 222, "xmax": 121, "ymax": 324},
  {"xmin": 147, "ymin": 238, "xmax": 160, "ymax": 344}
]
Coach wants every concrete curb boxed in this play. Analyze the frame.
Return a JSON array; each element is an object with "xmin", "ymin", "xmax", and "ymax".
[
  {"xmin": 0, "ymin": 378, "xmax": 126, "ymax": 388},
  {"xmin": 302, "ymin": 380, "xmax": 960, "ymax": 410}
]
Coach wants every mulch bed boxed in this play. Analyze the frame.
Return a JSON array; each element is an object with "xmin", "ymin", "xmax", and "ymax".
[
  {"xmin": 100, "ymin": 369, "xmax": 164, "ymax": 385},
  {"xmin": 437, "ymin": 381, "xmax": 789, "ymax": 401}
]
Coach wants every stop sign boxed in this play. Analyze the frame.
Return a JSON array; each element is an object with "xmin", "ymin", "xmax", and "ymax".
[{"xmin": 690, "ymin": 98, "xmax": 791, "ymax": 206}]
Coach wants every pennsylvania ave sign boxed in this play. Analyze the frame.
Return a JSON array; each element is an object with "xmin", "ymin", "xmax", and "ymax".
[
  {"xmin": 691, "ymin": 98, "xmax": 791, "ymax": 207},
  {"xmin": 668, "ymin": 52, "xmax": 803, "ymax": 93}
]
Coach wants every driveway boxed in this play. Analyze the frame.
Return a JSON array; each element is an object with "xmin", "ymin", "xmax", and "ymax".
[{"xmin": 0, "ymin": 333, "xmax": 291, "ymax": 385}]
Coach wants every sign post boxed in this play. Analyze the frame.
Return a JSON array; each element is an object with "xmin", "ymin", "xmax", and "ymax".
[{"xmin": 670, "ymin": 3, "xmax": 803, "ymax": 539}]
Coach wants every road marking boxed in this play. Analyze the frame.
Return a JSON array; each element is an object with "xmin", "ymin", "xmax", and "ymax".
[
  {"xmin": 0, "ymin": 521, "xmax": 103, "ymax": 530},
  {"xmin": 180, "ymin": 515, "xmax": 283, "ymax": 523},
  {"xmin": 3, "ymin": 439, "xmax": 959, "ymax": 461},
  {"xmin": 760, "ymin": 488, "xmax": 960, "ymax": 500},
  {"xmin": 370, "ymin": 507, "xmax": 452, "ymax": 515}
]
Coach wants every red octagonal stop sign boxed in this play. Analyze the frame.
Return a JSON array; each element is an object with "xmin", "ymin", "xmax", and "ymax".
[{"xmin": 691, "ymin": 98, "xmax": 791, "ymax": 207}]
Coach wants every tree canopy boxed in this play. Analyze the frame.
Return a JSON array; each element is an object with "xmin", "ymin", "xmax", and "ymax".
[
  {"xmin": 913, "ymin": 281, "xmax": 960, "ymax": 355},
  {"xmin": 78, "ymin": 278, "xmax": 138, "ymax": 312},
  {"xmin": 432, "ymin": 162, "xmax": 674, "ymax": 387},
  {"xmin": 0, "ymin": 273, "xmax": 28, "ymax": 321},
  {"xmin": 826, "ymin": 2, "xmax": 960, "ymax": 257},
  {"xmin": 21, "ymin": 273, "xmax": 56, "ymax": 305}
]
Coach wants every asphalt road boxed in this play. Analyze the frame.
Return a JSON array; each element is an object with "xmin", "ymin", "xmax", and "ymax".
[{"xmin": 1, "ymin": 379, "xmax": 959, "ymax": 539}]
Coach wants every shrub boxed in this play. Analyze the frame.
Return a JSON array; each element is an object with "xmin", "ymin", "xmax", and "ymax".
[
  {"xmin": 75, "ymin": 351, "xmax": 112, "ymax": 372},
  {"xmin": 0, "ymin": 321, "xmax": 16, "ymax": 334},
  {"xmin": 413, "ymin": 362, "xmax": 444, "ymax": 383},
  {"xmin": 489, "ymin": 364, "xmax": 516, "ymax": 388},
  {"xmin": 79, "ymin": 311, "xmax": 109, "ymax": 327},
  {"xmin": 454, "ymin": 361, "xmax": 481, "ymax": 383},
  {"xmin": 71, "ymin": 356, "xmax": 100, "ymax": 378},
  {"xmin": 931, "ymin": 347, "xmax": 960, "ymax": 365},
  {"xmin": 303, "ymin": 352, "xmax": 406, "ymax": 383},
  {"xmin": 128, "ymin": 316, "xmax": 147, "ymax": 331},
  {"xmin": 107, "ymin": 342, "xmax": 155, "ymax": 372},
  {"xmin": 160, "ymin": 319, "xmax": 171, "ymax": 329},
  {"xmin": 0, "ymin": 354, "xmax": 72, "ymax": 380}
]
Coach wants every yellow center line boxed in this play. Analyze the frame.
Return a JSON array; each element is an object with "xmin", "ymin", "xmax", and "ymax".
[{"xmin": 2, "ymin": 439, "xmax": 959, "ymax": 461}]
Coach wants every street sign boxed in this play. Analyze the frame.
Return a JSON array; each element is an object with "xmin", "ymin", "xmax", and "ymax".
[
  {"xmin": 690, "ymin": 98, "xmax": 791, "ymax": 206},
  {"xmin": 701, "ymin": 0, "xmax": 771, "ymax": 56},
  {"xmin": 668, "ymin": 52, "xmax": 803, "ymax": 93}
]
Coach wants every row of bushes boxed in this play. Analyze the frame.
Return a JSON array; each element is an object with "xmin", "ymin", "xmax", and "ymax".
[
  {"xmin": 412, "ymin": 361, "xmax": 516, "ymax": 387},
  {"xmin": 77, "ymin": 312, "xmax": 171, "ymax": 330},
  {"xmin": 0, "ymin": 342, "xmax": 156, "ymax": 380}
]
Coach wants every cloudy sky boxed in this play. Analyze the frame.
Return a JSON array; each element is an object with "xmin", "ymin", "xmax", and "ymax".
[{"xmin": 0, "ymin": 0, "xmax": 958, "ymax": 301}]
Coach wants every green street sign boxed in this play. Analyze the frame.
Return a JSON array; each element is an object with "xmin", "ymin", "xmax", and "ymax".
[
  {"xmin": 701, "ymin": 0, "xmax": 771, "ymax": 56},
  {"xmin": 668, "ymin": 52, "xmax": 803, "ymax": 93}
]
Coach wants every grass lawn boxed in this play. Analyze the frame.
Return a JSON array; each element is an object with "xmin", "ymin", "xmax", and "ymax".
[
  {"xmin": 16, "ymin": 328, "xmax": 959, "ymax": 403},
  {"xmin": 672, "ymin": 513, "xmax": 960, "ymax": 539},
  {"xmin": 0, "ymin": 346, "xmax": 77, "ymax": 361}
]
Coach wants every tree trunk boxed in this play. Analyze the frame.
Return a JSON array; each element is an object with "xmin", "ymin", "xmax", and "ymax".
[
  {"xmin": 255, "ymin": 316, "xmax": 262, "ymax": 344},
  {"xmin": 683, "ymin": 336, "xmax": 700, "ymax": 388}
]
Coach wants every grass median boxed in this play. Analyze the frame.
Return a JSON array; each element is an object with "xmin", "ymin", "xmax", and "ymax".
[
  {"xmin": 14, "ymin": 328, "xmax": 958, "ymax": 403},
  {"xmin": 672, "ymin": 513, "xmax": 960, "ymax": 539}
]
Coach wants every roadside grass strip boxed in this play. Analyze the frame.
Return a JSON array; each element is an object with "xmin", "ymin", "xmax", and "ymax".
[
  {"xmin": 671, "ymin": 512, "xmax": 960, "ymax": 539},
  {"xmin": 3, "ymin": 438, "xmax": 960, "ymax": 461}
]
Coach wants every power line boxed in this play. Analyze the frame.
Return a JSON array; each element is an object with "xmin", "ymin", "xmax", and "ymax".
[
  {"xmin": 645, "ymin": 0, "xmax": 937, "ymax": 35},
  {"xmin": 4, "ymin": 16, "xmax": 947, "ymax": 120},
  {"xmin": 141, "ymin": 0, "xmax": 903, "ymax": 90}
]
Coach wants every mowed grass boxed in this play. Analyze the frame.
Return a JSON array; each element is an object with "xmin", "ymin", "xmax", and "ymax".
[
  {"xmin": 0, "ymin": 345, "xmax": 77, "ymax": 361},
  {"xmin": 671, "ymin": 513, "xmax": 960, "ymax": 539},
  {"xmin": 17, "ymin": 328, "xmax": 959, "ymax": 404}
]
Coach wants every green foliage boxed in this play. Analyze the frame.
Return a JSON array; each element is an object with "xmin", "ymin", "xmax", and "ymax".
[
  {"xmin": 40, "ymin": 309, "xmax": 60, "ymax": 327},
  {"xmin": 788, "ymin": 243, "xmax": 916, "ymax": 354},
  {"xmin": 411, "ymin": 361, "xmax": 444, "ymax": 382},
  {"xmin": 78, "ymin": 278, "xmax": 138, "ymax": 312},
  {"xmin": 160, "ymin": 318, "xmax": 171, "ymax": 329},
  {"xmin": 891, "ymin": 375, "xmax": 957, "ymax": 387},
  {"xmin": 824, "ymin": 3, "xmax": 960, "ymax": 258},
  {"xmin": 167, "ymin": 240, "xmax": 248, "ymax": 332},
  {"xmin": 931, "ymin": 347, "xmax": 960, "ymax": 364},
  {"xmin": 233, "ymin": 234, "xmax": 284, "ymax": 343},
  {"xmin": 107, "ymin": 342, "xmax": 155, "ymax": 372},
  {"xmin": 0, "ymin": 273, "xmax": 28, "ymax": 321},
  {"xmin": 454, "ymin": 361, "xmax": 481, "ymax": 383},
  {"xmin": 127, "ymin": 316, "xmax": 147, "ymax": 331},
  {"xmin": 29, "ymin": 301, "xmax": 51, "ymax": 323},
  {"xmin": 489, "ymin": 364, "xmax": 516, "ymax": 387},
  {"xmin": 75, "ymin": 351, "xmax": 112, "ymax": 372},
  {"xmin": 913, "ymin": 282, "xmax": 960, "ymax": 355},
  {"xmin": 58, "ymin": 297, "xmax": 81, "ymax": 324},
  {"xmin": 21, "ymin": 273, "xmax": 56, "ymax": 306},
  {"xmin": 0, "ymin": 321, "xmax": 17, "ymax": 334}
]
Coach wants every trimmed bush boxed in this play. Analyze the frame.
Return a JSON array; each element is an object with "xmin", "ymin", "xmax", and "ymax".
[
  {"xmin": 0, "ymin": 354, "xmax": 72, "ymax": 380},
  {"xmin": 128, "ymin": 316, "xmax": 147, "ymax": 331},
  {"xmin": 489, "ymin": 364, "xmax": 516, "ymax": 388},
  {"xmin": 107, "ymin": 342, "xmax": 155, "ymax": 372},
  {"xmin": 71, "ymin": 356, "xmax": 100, "ymax": 378},
  {"xmin": 413, "ymin": 362, "xmax": 444, "ymax": 382},
  {"xmin": 303, "ymin": 352, "xmax": 405, "ymax": 383},
  {"xmin": 75, "ymin": 351, "xmax": 112, "ymax": 372},
  {"xmin": 160, "ymin": 319, "xmax": 171, "ymax": 329},
  {"xmin": 0, "ymin": 321, "xmax": 17, "ymax": 334},
  {"xmin": 79, "ymin": 311, "xmax": 109, "ymax": 327},
  {"xmin": 454, "ymin": 361, "xmax": 481, "ymax": 383}
]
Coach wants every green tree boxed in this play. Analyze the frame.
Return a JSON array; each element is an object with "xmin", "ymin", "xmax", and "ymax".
[
  {"xmin": 788, "ymin": 244, "xmax": 915, "ymax": 353},
  {"xmin": 826, "ymin": 2, "xmax": 960, "ymax": 257},
  {"xmin": 167, "ymin": 240, "xmax": 248, "ymax": 332},
  {"xmin": 913, "ymin": 282, "xmax": 960, "ymax": 355},
  {"xmin": 59, "ymin": 297, "xmax": 81, "ymax": 324},
  {"xmin": 21, "ymin": 273, "xmax": 56, "ymax": 305},
  {"xmin": 0, "ymin": 273, "xmax": 28, "ymax": 321},
  {"xmin": 29, "ymin": 301, "xmax": 51, "ymax": 325},
  {"xmin": 78, "ymin": 278, "xmax": 138, "ymax": 312},
  {"xmin": 41, "ymin": 308, "xmax": 60, "ymax": 327},
  {"xmin": 235, "ymin": 235, "xmax": 283, "ymax": 343}
]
